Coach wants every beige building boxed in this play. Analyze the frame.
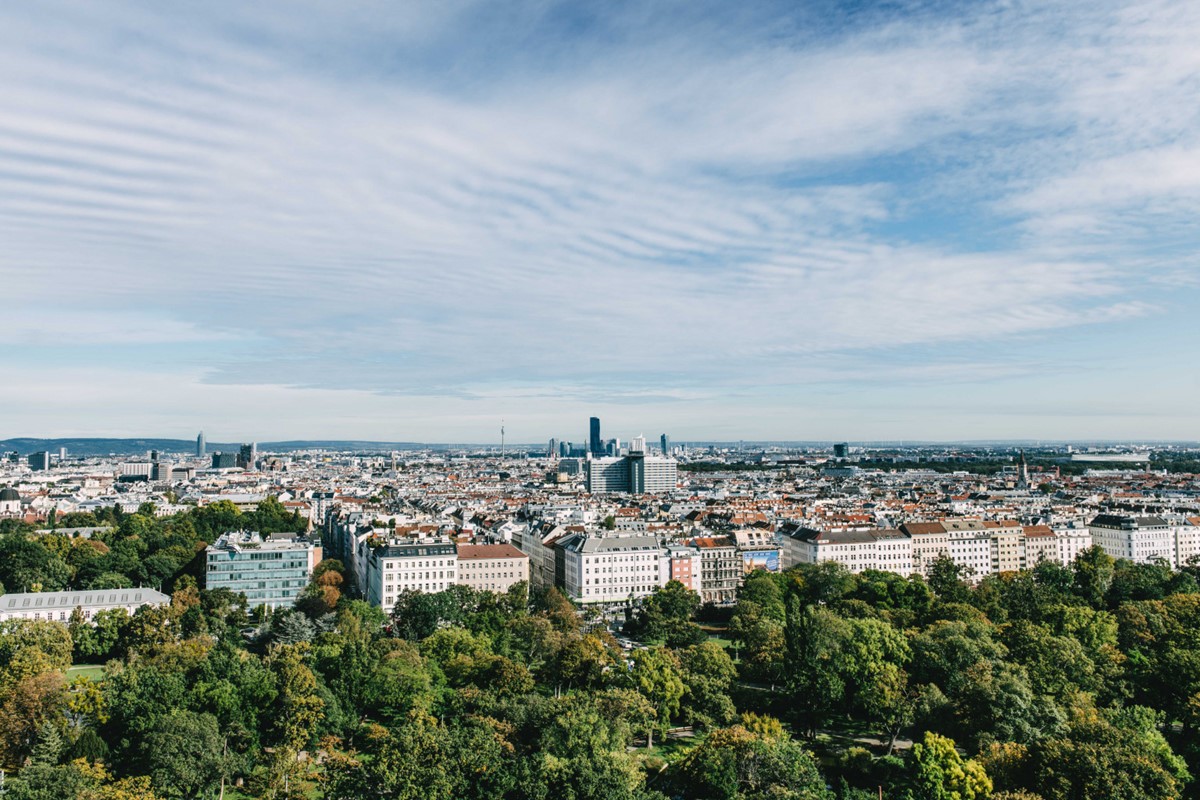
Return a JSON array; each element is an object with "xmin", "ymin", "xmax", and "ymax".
[
  {"xmin": 987, "ymin": 521, "xmax": 1024, "ymax": 573},
  {"xmin": 1022, "ymin": 525, "xmax": 1059, "ymax": 567},
  {"xmin": 457, "ymin": 543, "xmax": 529, "ymax": 593}
]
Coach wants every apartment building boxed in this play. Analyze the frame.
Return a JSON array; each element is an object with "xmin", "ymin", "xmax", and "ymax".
[
  {"xmin": 1088, "ymin": 514, "xmax": 1199, "ymax": 568},
  {"xmin": 690, "ymin": 536, "xmax": 740, "ymax": 604},
  {"xmin": 1022, "ymin": 525, "xmax": 1059, "ymax": 566},
  {"xmin": 901, "ymin": 522, "xmax": 951, "ymax": 575},
  {"xmin": 365, "ymin": 539, "xmax": 458, "ymax": 611},
  {"xmin": 665, "ymin": 545, "xmax": 703, "ymax": 595},
  {"xmin": 456, "ymin": 542, "xmax": 529, "ymax": 594},
  {"xmin": 987, "ymin": 520, "xmax": 1024, "ymax": 573},
  {"xmin": 781, "ymin": 527, "xmax": 913, "ymax": 577},
  {"xmin": 556, "ymin": 532, "xmax": 665, "ymax": 604}
]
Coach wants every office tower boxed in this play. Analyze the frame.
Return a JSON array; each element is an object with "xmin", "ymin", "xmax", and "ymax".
[
  {"xmin": 559, "ymin": 440, "xmax": 570, "ymax": 458},
  {"xmin": 833, "ymin": 442, "xmax": 849, "ymax": 458},
  {"xmin": 58, "ymin": 447, "xmax": 67, "ymax": 461},
  {"xmin": 548, "ymin": 438, "xmax": 559, "ymax": 458},
  {"xmin": 196, "ymin": 431, "xmax": 206, "ymax": 457},
  {"xmin": 212, "ymin": 452, "xmax": 236, "ymax": 469},
  {"xmin": 238, "ymin": 442, "xmax": 257, "ymax": 469},
  {"xmin": 660, "ymin": 433, "xmax": 670, "ymax": 457},
  {"xmin": 589, "ymin": 417, "xmax": 602, "ymax": 456},
  {"xmin": 27, "ymin": 452, "xmax": 51, "ymax": 471}
]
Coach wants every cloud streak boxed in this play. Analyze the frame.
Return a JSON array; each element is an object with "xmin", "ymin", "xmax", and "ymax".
[{"xmin": 0, "ymin": 0, "xmax": 1196, "ymax": 440}]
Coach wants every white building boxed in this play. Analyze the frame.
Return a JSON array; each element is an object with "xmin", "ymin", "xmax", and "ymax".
[
  {"xmin": 0, "ymin": 588, "xmax": 170, "ymax": 622},
  {"xmin": 456, "ymin": 543, "xmax": 529, "ymax": 594},
  {"xmin": 1054, "ymin": 523, "xmax": 1094, "ymax": 565},
  {"xmin": 556, "ymin": 532, "xmax": 666, "ymax": 604},
  {"xmin": 781, "ymin": 527, "xmax": 913, "ymax": 576},
  {"xmin": 365, "ymin": 538, "xmax": 458, "ymax": 611},
  {"xmin": 0, "ymin": 487, "xmax": 21, "ymax": 516},
  {"xmin": 1089, "ymin": 514, "xmax": 1197, "ymax": 568},
  {"xmin": 943, "ymin": 520, "xmax": 993, "ymax": 578},
  {"xmin": 585, "ymin": 453, "xmax": 678, "ymax": 494}
]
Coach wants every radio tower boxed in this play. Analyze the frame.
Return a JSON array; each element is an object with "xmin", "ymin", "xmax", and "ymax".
[{"xmin": 500, "ymin": 421, "xmax": 505, "ymax": 458}]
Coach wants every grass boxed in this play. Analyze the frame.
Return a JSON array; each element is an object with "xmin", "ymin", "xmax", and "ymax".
[{"xmin": 66, "ymin": 664, "xmax": 105, "ymax": 681}]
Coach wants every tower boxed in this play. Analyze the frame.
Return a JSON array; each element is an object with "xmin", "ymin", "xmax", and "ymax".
[
  {"xmin": 660, "ymin": 433, "xmax": 670, "ymax": 457},
  {"xmin": 589, "ymin": 417, "xmax": 602, "ymax": 457},
  {"xmin": 1018, "ymin": 450, "xmax": 1030, "ymax": 490},
  {"xmin": 196, "ymin": 431, "xmax": 206, "ymax": 458}
]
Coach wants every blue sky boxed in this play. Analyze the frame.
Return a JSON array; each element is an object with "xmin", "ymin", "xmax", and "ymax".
[{"xmin": 1, "ymin": 0, "xmax": 1197, "ymax": 443}]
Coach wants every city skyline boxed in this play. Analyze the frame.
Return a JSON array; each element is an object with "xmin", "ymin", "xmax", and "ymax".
[{"xmin": 2, "ymin": 1, "xmax": 1198, "ymax": 441}]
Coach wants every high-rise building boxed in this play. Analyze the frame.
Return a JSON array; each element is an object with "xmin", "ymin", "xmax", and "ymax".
[
  {"xmin": 589, "ymin": 417, "xmax": 602, "ymax": 457},
  {"xmin": 211, "ymin": 452, "xmax": 236, "ymax": 469},
  {"xmin": 585, "ymin": 451, "xmax": 678, "ymax": 494},
  {"xmin": 660, "ymin": 434, "xmax": 670, "ymax": 457},
  {"xmin": 58, "ymin": 447, "xmax": 67, "ymax": 461},
  {"xmin": 548, "ymin": 438, "xmax": 559, "ymax": 458},
  {"xmin": 27, "ymin": 452, "xmax": 50, "ymax": 471},
  {"xmin": 833, "ymin": 442, "xmax": 849, "ymax": 458},
  {"xmin": 238, "ymin": 443, "xmax": 257, "ymax": 469},
  {"xmin": 196, "ymin": 431, "xmax": 206, "ymax": 457}
]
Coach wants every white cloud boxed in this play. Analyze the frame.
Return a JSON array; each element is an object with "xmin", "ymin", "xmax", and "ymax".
[{"xmin": 0, "ymin": 0, "xmax": 1196, "ymax": 438}]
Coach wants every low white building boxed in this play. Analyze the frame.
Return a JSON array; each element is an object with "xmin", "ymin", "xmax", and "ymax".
[{"xmin": 0, "ymin": 588, "xmax": 170, "ymax": 622}]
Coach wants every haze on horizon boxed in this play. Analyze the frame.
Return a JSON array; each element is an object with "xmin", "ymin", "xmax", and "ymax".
[{"xmin": 1, "ymin": 0, "xmax": 1197, "ymax": 443}]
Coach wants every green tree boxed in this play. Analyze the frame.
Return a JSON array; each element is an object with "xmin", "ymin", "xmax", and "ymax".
[
  {"xmin": 629, "ymin": 647, "xmax": 685, "ymax": 747},
  {"xmin": 785, "ymin": 599, "xmax": 849, "ymax": 738},
  {"xmin": 142, "ymin": 710, "xmax": 225, "ymax": 800},
  {"xmin": 0, "ymin": 536, "xmax": 70, "ymax": 592},
  {"xmin": 674, "ymin": 723, "xmax": 827, "ymax": 800},
  {"xmin": 678, "ymin": 640, "xmax": 738, "ymax": 729},
  {"xmin": 907, "ymin": 731, "xmax": 992, "ymax": 800},
  {"xmin": 1072, "ymin": 547, "xmax": 1115, "ymax": 609},
  {"xmin": 266, "ymin": 643, "xmax": 324, "ymax": 751}
]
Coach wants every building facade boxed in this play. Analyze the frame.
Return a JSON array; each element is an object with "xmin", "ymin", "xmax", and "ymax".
[
  {"xmin": 365, "ymin": 539, "xmax": 458, "ymax": 611},
  {"xmin": 0, "ymin": 588, "xmax": 170, "ymax": 622},
  {"xmin": 690, "ymin": 536, "xmax": 740, "ymax": 603},
  {"xmin": 204, "ymin": 531, "xmax": 321, "ymax": 609},
  {"xmin": 457, "ymin": 542, "xmax": 529, "ymax": 594},
  {"xmin": 557, "ymin": 532, "xmax": 665, "ymax": 604}
]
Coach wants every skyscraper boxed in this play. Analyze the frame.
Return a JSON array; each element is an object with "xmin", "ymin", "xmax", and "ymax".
[
  {"xmin": 589, "ymin": 417, "xmax": 602, "ymax": 457},
  {"xmin": 660, "ymin": 433, "xmax": 670, "ymax": 457},
  {"xmin": 196, "ymin": 431, "xmax": 206, "ymax": 457}
]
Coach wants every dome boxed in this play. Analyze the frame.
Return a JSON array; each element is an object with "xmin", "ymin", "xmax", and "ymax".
[{"xmin": 0, "ymin": 488, "xmax": 20, "ymax": 502}]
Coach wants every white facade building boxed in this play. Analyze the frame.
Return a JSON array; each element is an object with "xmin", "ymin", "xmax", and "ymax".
[
  {"xmin": 365, "ymin": 539, "xmax": 458, "ymax": 611},
  {"xmin": 1089, "ymin": 514, "xmax": 1197, "ymax": 568},
  {"xmin": 782, "ymin": 527, "xmax": 913, "ymax": 576},
  {"xmin": 0, "ymin": 588, "xmax": 170, "ymax": 622},
  {"xmin": 556, "ymin": 532, "xmax": 666, "ymax": 604}
]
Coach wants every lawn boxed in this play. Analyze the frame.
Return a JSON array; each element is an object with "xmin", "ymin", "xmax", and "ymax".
[{"xmin": 66, "ymin": 664, "xmax": 105, "ymax": 681}]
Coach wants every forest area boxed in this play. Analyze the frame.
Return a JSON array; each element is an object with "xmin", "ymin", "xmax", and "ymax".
[{"xmin": 0, "ymin": 503, "xmax": 1198, "ymax": 799}]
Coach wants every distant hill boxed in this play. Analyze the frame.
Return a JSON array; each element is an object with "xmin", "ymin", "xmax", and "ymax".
[{"xmin": 0, "ymin": 438, "xmax": 437, "ymax": 456}]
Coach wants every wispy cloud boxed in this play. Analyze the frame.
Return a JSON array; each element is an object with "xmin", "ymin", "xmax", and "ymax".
[{"xmin": 0, "ymin": 0, "xmax": 1196, "ymax": 440}]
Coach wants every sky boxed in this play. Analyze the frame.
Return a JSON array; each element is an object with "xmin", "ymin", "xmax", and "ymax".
[{"xmin": 0, "ymin": 0, "xmax": 1198, "ymax": 443}]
